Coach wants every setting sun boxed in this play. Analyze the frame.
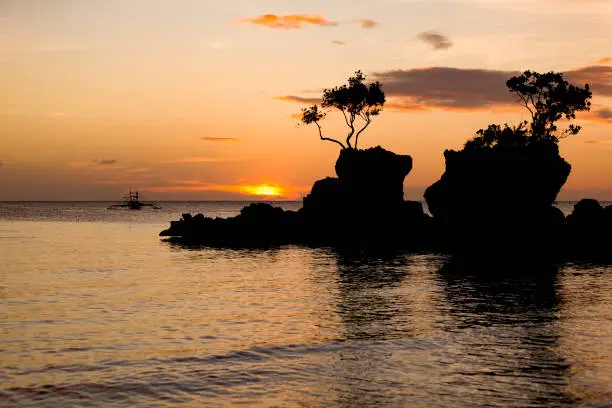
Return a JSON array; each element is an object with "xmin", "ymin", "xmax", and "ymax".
[{"xmin": 242, "ymin": 184, "xmax": 284, "ymax": 197}]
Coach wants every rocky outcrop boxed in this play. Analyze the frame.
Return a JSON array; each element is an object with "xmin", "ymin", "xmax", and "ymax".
[
  {"xmin": 161, "ymin": 146, "xmax": 431, "ymax": 247},
  {"xmin": 299, "ymin": 146, "xmax": 429, "ymax": 245},
  {"xmin": 335, "ymin": 146, "xmax": 412, "ymax": 207},
  {"xmin": 302, "ymin": 147, "xmax": 413, "ymax": 219},
  {"xmin": 567, "ymin": 199, "xmax": 604, "ymax": 228},
  {"xmin": 159, "ymin": 143, "xmax": 611, "ymax": 260},
  {"xmin": 160, "ymin": 203, "xmax": 302, "ymax": 245},
  {"xmin": 565, "ymin": 199, "xmax": 612, "ymax": 260},
  {"xmin": 424, "ymin": 144, "xmax": 571, "ymax": 254}
]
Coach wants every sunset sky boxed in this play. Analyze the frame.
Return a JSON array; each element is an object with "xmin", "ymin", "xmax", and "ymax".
[{"xmin": 1, "ymin": 0, "xmax": 611, "ymax": 201}]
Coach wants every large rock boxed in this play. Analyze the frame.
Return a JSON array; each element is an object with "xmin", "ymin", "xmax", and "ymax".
[
  {"xmin": 297, "ymin": 146, "xmax": 428, "ymax": 246},
  {"xmin": 424, "ymin": 144, "xmax": 571, "ymax": 254},
  {"xmin": 567, "ymin": 198, "xmax": 603, "ymax": 228},
  {"xmin": 565, "ymin": 199, "xmax": 612, "ymax": 260},
  {"xmin": 335, "ymin": 146, "xmax": 412, "ymax": 206},
  {"xmin": 302, "ymin": 146, "xmax": 413, "ymax": 218}
]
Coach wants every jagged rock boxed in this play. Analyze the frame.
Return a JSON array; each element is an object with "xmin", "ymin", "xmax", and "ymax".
[
  {"xmin": 160, "ymin": 203, "xmax": 301, "ymax": 245},
  {"xmin": 239, "ymin": 202, "xmax": 286, "ymax": 222}
]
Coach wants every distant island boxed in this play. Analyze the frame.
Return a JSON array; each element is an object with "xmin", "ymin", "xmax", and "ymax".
[{"xmin": 160, "ymin": 70, "xmax": 611, "ymax": 262}]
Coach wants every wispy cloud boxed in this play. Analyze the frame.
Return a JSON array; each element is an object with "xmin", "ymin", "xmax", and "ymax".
[
  {"xmin": 160, "ymin": 157, "xmax": 240, "ymax": 164},
  {"xmin": 332, "ymin": 40, "xmax": 346, "ymax": 45},
  {"xmin": 69, "ymin": 159, "xmax": 119, "ymax": 168},
  {"xmin": 274, "ymin": 95, "xmax": 321, "ymax": 104},
  {"xmin": 581, "ymin": 140, "xmax": 612, "ymax": 144},
  {"xmin": 354, "ymin": 19, "xmax": 378, "ymax": 29},
  {"xmin": 384, "ymin": 100, "xmax": 429, "ymax": 112},
  {"xmin": 596, "ymin": 108, "xmax": 612, "ymax": 120},
  {"xmin": 241, "ymin": 14, "xmax": 338, "ymax": 29},
  {"xmin": 239, "ymin": 14, "xmax": 379, "ymax": 30},
  {"xmin": 598, "ymin": 57, "xmax": 612, "ymax": 64},
  {"xmin": 200, "ymin": 137, "xmax": 241, "ymax": 142},
  {"xmin": 418, "ymin": 31, "xmax": 453, "ymax": 50},
  {"xmin": 96, "ymin": 159, "xmax": 117, "ymax": 166},
  {"xmin": 585, "ymin": 108, "xmax": 612, "ymax": 124}
]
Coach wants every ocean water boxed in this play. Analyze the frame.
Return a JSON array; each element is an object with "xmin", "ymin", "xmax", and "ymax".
[{"xmin": 1, "ymin": 201, "xmax": 612, "ymax": 407}]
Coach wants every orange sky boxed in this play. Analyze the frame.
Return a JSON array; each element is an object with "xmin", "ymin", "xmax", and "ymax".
[{"xmin": 1, "ymin": 0, "xmax": 611, "ymax": 201}]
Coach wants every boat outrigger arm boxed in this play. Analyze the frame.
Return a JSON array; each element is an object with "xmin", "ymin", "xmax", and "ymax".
[{"xmin": 107, "ymin": 190, "xmax": 161, "ymax": 210}]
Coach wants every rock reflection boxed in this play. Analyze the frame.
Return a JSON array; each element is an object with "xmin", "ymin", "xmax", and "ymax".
[
  {"xmin": 321, "ymin": 249, "xmax": 446, "ymax": 407},
  {"xmin": 438, "ymin": 258, "xmax": 560, "ymax": 325},
  {"xmin": 436, "ymin": 258, "xmax": 577, "ymax": 406},
  {"xmin": 333, "ymin": 248, "xmax": 410, "ymax": 341},
  {"xmin": 328, "ymin": 249, "xmax": 409, "ymax": 407},
  {"xmin": 163, "ymin": 239, "xmax": 286, "ymax": 263}
]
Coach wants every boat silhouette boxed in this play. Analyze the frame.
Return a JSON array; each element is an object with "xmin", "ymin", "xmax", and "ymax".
[{"xmin": 107, "ymin": 190, "xmax": 161, "ymax": 210}]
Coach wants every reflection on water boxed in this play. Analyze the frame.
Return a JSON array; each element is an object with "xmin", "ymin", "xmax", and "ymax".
[
  {"xmin": 2, "ymin": 212, "xmax": 612, "ymax": 407},
  {"xmin": 436, "ymin": 259, "xmax": 573, "ymax": 406},
  {"xmin": 334, "ymin": 250, "xmax": 410, "ymax": 341}
]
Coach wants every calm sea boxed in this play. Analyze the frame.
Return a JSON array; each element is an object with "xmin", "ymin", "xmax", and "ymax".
[{"xmin": 2, "ymin": 201, "xmax": 612, "ymax": 407}]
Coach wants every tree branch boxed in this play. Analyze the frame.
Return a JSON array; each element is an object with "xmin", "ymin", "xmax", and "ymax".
[
  {"xmin": 316, "ymin": 121, "xmax": 346, "ymax": 149},
  {"xmin": 346, "ymin": 112, "xmax": 356, "ymax": 148},
  {"xmin": 522, "ymin": 95, "xmax": 535, "ymax": 121},
  {"xmin": 528, "ymin": 94, "xmax": 537, "ymax": 121},
  {"xmin": 340, "ymin": 109, "xmax": 351, "ymax": 128},
  {"xmin": 354, "ymin": 117, "xmax": 371, "ymax": 149}
]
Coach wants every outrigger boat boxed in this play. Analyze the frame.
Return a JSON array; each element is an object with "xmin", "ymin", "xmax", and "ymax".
[{"xmin": 107, "ymin": 190, "xmax": 161, "ymax": 210}]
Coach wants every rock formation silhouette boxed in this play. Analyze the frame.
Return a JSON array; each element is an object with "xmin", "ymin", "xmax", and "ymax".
[
  {"xmin": 424, "ymin": 70, "xmax": 592, "ymax": 256},
  {"xmin": 299, "ymin": 146, "xmax": 429, "ymax": 245},
  {"xmin": 424, "ymin": 143, "xmax": 570, "ymax": 254},
  {"xmin": 161, "ymin": 146, "xmax": 430, "ymax": 247},
  {"xmin": 160, "ymin": 69, "xmax": 611, "ymax": 262},
  {"xmin": 160, "ymin": 204, "xmax": 300, "ymax": 245},
  {"xmin": 565, "ymin": 199, "xmax": 612, "ymax": 260}
]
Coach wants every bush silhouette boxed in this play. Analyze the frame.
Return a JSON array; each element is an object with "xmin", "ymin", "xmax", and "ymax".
[
  {"xmin": 300, "ymin": 70, "xmax": 385, "ymax": 150},
  {"xmin": 464, "ymin": 71, "xmax": 592, "ymax": 150}
]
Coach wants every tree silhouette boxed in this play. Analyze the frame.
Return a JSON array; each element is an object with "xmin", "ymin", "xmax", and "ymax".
[
  {"xmin": 300, "ymin": 70, "xmax": 385, "ymax": 150},
  {"xmin": 465, "ymin": 71, "xmax": 592, "ymax": 149},
  {"xmin": 464, "ymin": 122, "xmax": 529, "ymax": 150}
]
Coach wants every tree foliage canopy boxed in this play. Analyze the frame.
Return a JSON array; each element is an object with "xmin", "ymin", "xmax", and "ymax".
[
  {"xmin": 465, "ymin": 70, "xmax": 592, "ymax": 150},
  {"xmin": 300, "ymin": 70, "xmax": 385, "ymax": 150}
]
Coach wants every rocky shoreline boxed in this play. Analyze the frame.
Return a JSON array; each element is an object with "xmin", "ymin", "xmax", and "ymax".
[
  {"xmin": 160, "ymin": 146, "xmax": 611, "ymax": 261},
  {"xmin": 160, "ymin": 69, "xmax": 609, "ymax": 261}
]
